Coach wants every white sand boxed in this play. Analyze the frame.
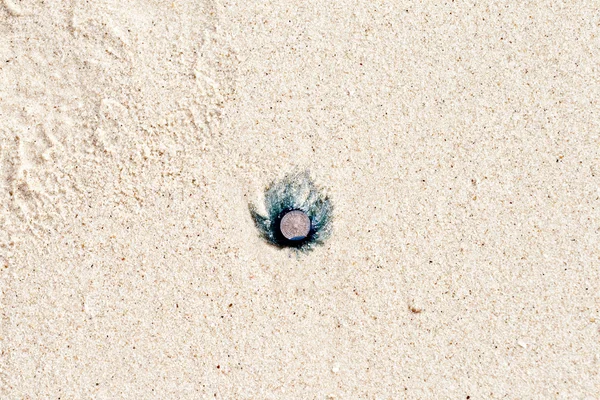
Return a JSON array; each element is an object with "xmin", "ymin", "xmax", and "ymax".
[{"xmin": 2, "ymin": 0, "xmax": 599, "ymax": 398}]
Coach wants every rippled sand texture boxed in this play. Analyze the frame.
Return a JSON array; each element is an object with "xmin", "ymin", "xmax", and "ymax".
[{"xmin": 2, "ymin": 0, "xmax": 600, "ymax": 398}]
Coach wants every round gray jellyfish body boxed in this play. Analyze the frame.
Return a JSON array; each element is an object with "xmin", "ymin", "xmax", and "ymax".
[{"xmin": 279, "ymin": 210, "xmax": 311, "ymax": 241}]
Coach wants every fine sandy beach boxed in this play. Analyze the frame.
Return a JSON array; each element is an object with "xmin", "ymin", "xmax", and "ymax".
[{"xmin": 1, "ymin": 0, "xmax": 599, "ymax": 398}]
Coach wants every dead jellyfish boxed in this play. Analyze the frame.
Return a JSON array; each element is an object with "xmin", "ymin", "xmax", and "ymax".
[{"xmin": 249, "ymin": 171, "xmax": 333, "ymax": 252}]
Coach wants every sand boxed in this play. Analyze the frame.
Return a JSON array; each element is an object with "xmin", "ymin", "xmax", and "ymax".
[{"xmin": 1, "ymin": 0, "xmax": 599, "ymax": 398}]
